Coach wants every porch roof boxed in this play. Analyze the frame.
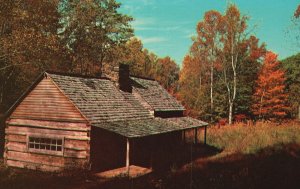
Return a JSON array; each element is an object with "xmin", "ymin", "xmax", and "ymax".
[{"xmin": 92, "ymin": 117, "xmax": 208, "ymax": 138}]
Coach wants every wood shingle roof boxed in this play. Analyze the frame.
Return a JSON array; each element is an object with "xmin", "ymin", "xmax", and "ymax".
[
  {"xmin": 49, "ymin": 73, "xmax": 152, "ymax": 124},
  {"xmin": 131, "ymin": 77, "xmax": 185, "ymax": 111},
  {"xmin": 46, "ymin": 73, "xmax": 208, "ymax": 138},
  {"xmin": 93, "ymin": 117, "xmax": 207, "ymax": 138}
]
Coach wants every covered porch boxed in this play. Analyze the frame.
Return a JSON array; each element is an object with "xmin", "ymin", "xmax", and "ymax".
[{"xmin": 91, "ymin": 117, "xmax": 208, "ymax": 178}]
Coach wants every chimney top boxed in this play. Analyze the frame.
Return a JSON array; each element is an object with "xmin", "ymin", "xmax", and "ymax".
[
  {"xmin": 105, "ymin": 63, "xmax": 132, "ymax": 93},
  {"xmin": 118, "ymin": 64, "xmax": 132, "ymax": 93}
]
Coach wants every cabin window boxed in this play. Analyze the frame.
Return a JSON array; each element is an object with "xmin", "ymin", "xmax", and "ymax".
[{"xmin": 28, "ymin": 136, "xmax": 63, "ymax": 154}]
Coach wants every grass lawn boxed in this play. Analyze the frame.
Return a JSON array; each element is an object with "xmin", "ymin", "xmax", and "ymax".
[
  {"xmin": 208, "ymin": 120, "xmax": 300, "ymax": 155},
  {"xmin": 1, "ymin": 121, "xmax": 300, "ymax": 189},
  {"xmin": 171, "ymin": 120, "xmax": 300, "ymax": 189}
]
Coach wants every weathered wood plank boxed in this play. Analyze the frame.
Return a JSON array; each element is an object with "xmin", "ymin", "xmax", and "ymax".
[
  {"xmin": 7, "ymin": 151, "xmax": 65, "ymax": 166},
  {"xmin": 6, "ymin": 141, "xmax": 27, "ymax": 152},
  {"xmin": 19, "ymin": 102, "xmax": 75, "ymax": 106},
  {"xmin": 65, "ymin": 136, "xmax": 90, "ymax": 141},
  {"xmin": 10, "ymin": 116, "xmax": 87, "ymax": 123},
  {"xmin": 7, "ymin": 123, "xmax": 89, "ymax": 132},
  {"xmin": 64, "ymin": 139, "xmax": 89, "ymax": 149},
  {"xmin": 6, "ymin": 159, "xmax": 63, "ymax": 172},
  {"xmin": 5, "ymin": 134, "xmax": 27, "ymax": 143},
  {"xmin": 12, "ymin": 112, "xmax": 84, "ymax": 119},
  {"xmin": 9, "ymin": 119, "xmax": 88, "ymax": 128},
  {"xmin": 5, "ymin": 131, "xmax": 90, "ymax": 142},
  {"xmin": 64, "ymin": 149, "xmax": 87, "ymax": 158},
  {"xmin": 7, "ymin": 126, "xmax": 88, "ymax": 136}
]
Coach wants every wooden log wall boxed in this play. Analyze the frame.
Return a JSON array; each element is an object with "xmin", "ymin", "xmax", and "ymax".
[{"xmin": 4, "ymin": 77, "xmax": 90, "ymax": 172}]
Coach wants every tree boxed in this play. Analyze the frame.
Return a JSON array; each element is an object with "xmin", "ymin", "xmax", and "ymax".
[
  {"xmin": 289, "ymin": 4, "xmax": 300, "ymax": 48},
  {"xmin": 295, "ymin": 5, "xmax": 300, "ymax": 18},
  {"xmin": 0, "ymin": 0, "xmax": 63, "ymax": 113},
  {"xmin": 252, "ymin": 51, "xmax": 289, "ymax": 120},
  {"xmin": 192, "ymin": 10, "xmax": 223, "ymax": 120},
  {"xmin": 220, "ymin": 5, "xmax": 248, "ymax": 124},
  {"xmin": 116, "ymin": 37, "xmax": 150, "ymax": 77},
  {"xmin": 180, "ymin": 4, "xmax": 265, "ymax": 123},
  {"xmin": 154, "ymin": 57, "xmax": 179, "ymax": 92},
  {"xmin": 61, "ymin": 0, "xmax": 133, "ymax": 75},
  {"xmin": 234, "ymin": 36, "xmax": 266, "ymax": 117},
  {"xmin": 179, "ymin": 55, "xmax": 210, "ymax": 119},
  {"xmin": 282, "ymin": 53, "xmax": 300, "ymax": 120},
  {"xmin": 142, "ymin": 49, "xmax": 158, "ymax": 78},
  {"xmin": 220, "ymin": 5, "xmax": 266, "ymax": 124}
]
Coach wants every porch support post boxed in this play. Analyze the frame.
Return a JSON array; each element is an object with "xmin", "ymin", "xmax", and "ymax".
[
  {"xmin": 204, "ymin": 126, "xmax": 207, "ymax": 145},
  {"xmin": 126, "ymin": 138, "xmax": 130, "ymax": 175},
  {"xmin": 194, "ymin": 128, "xmax": 197, "ymax": 144},
  {"xmin": 150, "ymin": 151, "xmax": 153, "ymax": 170}
]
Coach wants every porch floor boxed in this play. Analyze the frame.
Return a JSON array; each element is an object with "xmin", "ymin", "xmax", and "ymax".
[{"xmin": 95, "ymin": 165, "xmax": 152, "ymax": 179}]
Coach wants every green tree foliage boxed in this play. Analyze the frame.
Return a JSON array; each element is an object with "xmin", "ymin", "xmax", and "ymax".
[
  {"xmin": 61, "ymin": 0, "xmax": 134, "ymax": 75},
  {"xmin": 282, "ymin": 53, "xmax": 300, "ymax": 119}
]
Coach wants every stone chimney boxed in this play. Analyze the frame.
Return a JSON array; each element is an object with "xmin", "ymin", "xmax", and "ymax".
[
  {"xmin": 118, "ymin": 63, "xmax": 132, "ymax": 93},
  {"xmin": 106, "ymin": 63, "xmax": 132, "ymax": 93}
]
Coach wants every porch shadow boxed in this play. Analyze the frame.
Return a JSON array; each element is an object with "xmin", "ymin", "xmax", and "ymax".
[
  {"xmin": 94, "ymin": 143, "xmax": 300, "ymax": 189},
  {"xmin": 151, "ymin": 143, "xmax": 222, "ymax": 172},
  {"xmin": 167, "ymin": 143, "xmax": 300, "ymax": 189}
]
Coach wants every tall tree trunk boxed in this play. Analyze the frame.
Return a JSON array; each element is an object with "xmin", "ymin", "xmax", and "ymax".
[
  {"xmin": 199, "ymin": 72, "xmax": 202, "ymax": 91},
  {"xmin": 228, "ymin": 35, "xmax": 237, "ymax": 125},
  {"xmin": 229, "ymin": 101, "xmax": 233, "ymax": 125},
  {"xmin": 0, "ymin": 84, "xmax": 3, "ymax": 108},
  {"xmin": 298, "ymin": 105, "xmax": 300, "ymax": 120},
  {"xmin": 229, "ymin": 60, "xmax": 237, "ymax": 125},
  {"xmin": 210, "ymin": 63, "xmax": 214, "ymax": 121}
]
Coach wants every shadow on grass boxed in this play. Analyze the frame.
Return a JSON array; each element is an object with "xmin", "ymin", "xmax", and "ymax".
[
  {"xmin": 152, "ymin": 143, "xmax": 222, "ymax": 173},
  {"xmin": 1, "ymin": 143, "xmax": 300, "ymax": 189},
  {"xmin": 168, "ymin": 143, "xmax": 300, "ymax": 189},
  {"xmin": 94, "ymin": 143, "xmax": 300, "ymax": 189}
]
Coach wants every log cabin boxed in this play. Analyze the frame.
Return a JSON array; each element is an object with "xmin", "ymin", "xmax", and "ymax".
[{"xmin": 3, "ymin": 64, "xmax": 208, "ymax": 173}]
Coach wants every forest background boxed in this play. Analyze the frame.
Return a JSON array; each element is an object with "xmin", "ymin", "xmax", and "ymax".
[{"xmin": 0, "ymin": 0, "xmax": 300, "ymax": 125}]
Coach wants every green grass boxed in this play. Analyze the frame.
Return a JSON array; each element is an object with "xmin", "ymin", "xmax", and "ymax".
[{"xmin": 207, "ymin": 121, "xmax": 300, "ymax": 154}]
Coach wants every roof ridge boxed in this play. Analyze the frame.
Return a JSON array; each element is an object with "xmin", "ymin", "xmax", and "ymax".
[
  {"xmin": 130, "ymin": 75, "xmax": 156, "ymax": 81},
  {"xmin": 46, "ymin": 70, "xmax": 110, "ymax": 80}
]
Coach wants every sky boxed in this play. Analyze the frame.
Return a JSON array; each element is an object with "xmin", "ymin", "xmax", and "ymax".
[{"xmin": 118, "ymin": 0, "xmax": 300, "ymax": 65}]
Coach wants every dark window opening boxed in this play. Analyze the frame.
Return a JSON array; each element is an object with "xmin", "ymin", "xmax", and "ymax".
[{"xmin": 28, "ymin": 137, "xmax": 63, "ymax": 152}]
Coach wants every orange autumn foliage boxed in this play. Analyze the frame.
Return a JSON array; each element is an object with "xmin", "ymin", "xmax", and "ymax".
[{"xmin": 252, "ymin": 51, "xmax": 289, "ymax": 119}]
